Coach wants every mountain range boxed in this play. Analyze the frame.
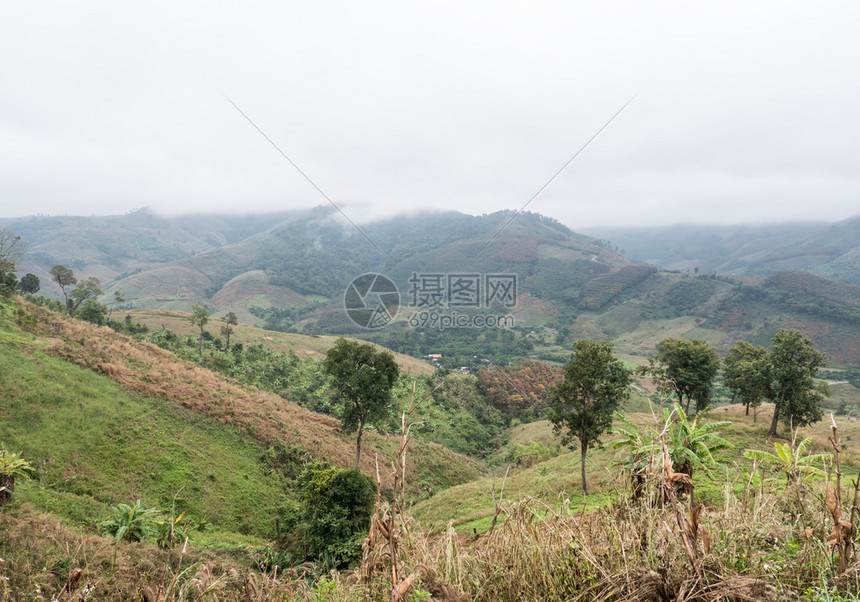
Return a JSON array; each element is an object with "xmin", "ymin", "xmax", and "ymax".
[
  {"xmin": 584, "ymin": 215, "xmax": 860, "ymax": 284},
  {"xmin": 4, "ymin": 207, "xmax": 860, "ymax": 368}
]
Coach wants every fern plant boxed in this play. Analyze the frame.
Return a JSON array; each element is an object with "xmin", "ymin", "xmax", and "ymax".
[{"xmin": 99, "ymin": 500, "xmax": 160, "ymax": 542}]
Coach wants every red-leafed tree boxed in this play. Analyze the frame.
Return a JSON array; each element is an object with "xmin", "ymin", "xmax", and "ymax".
[{"xmin": 477, "ymin": 360, "xmax": 563, "ymax": 419}]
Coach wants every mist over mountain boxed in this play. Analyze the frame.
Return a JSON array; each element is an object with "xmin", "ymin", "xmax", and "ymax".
[{"xmin": 584, "ymin": 215, "xmax": 860, "ymax": 285}]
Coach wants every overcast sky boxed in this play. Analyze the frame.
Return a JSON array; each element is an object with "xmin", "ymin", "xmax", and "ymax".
[{"xmin": 1, "ymin": 2, "xmax": 858, "ymax": 228}]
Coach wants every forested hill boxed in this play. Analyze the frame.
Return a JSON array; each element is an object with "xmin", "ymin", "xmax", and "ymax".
[
  {"xmin": 584, "ymin": 215, "xmax": 860, "ymax": 284},
  {"xmin": 24, "ymin": 207, "xmax": 638, "ymax": 326}
]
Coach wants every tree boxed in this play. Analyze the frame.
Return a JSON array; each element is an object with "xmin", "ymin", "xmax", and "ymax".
[
  {"xmin": 766, "ymin": 329, "xmax": 829, "ymax": 437},
  {"xmin": 189, "ymin": 305, "xmax": 210, "ymax": 357},
  {"xmin": 0, "ymin": 272, "xmax": 18, "ymax": 297},
  {"xmin": 50, "ymin": 264, "xmax": 77, "ymax": 308},
  {"xmin": 221, "ymin": 311, "xmax": 238, "ymax": 350},
  {"xmin": 77, "ymin": 298, "xmax": 108, "ymax": 325},
  {"xmin": 0, "ymin": 229, "xmax": 24, "ymax": 289},
  {"xmin": 19, "ymin": 273, "xmax": 40, "ymax": 294},
  {"xmin": 548, "ymin": 339, "xmax": 630, "ymax": 494},
  {"xmin": 107, "ymin": 290, "xmax": 125, "ymax": 320},
  {"xmin": 68, "ymin": 277, "xmax": 103, "ymax": 317},
  {"xmin": 647, "ymin": 338, "xmax": 720, "ymax": 415},
  {"xmin": 323, "ymin": 338, "xmax": 400, "ymax": 469},
  {"xmin": 723, "ymin": 341, "xmax": 769, "ymax": 421}
]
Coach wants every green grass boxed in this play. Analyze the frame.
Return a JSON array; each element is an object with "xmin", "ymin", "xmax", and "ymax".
[
  {"xmin": 411, "ymin": 402, "xmax": 860, "ymax": 535},
  {"xmin": 0, "ymin": 334, "xmax": 294, "ymax": 540}
]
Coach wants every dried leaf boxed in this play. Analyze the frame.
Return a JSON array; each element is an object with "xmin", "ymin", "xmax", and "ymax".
[
  {"xmin": 827, "ymin": 485, "xmax": 841, "ymax": 521},
  {"xmin": 670, "ymin": 471, "xmax": 693, "ymax": 486},
  {"xmin": 700, "ymin": 526, "xmax": 714, "ymax": 555},
  {"xmin": 392, "ymin": 574, "xmax": 416, "ymax": 602},
  {"xmin": 690, "ymin": 503, "xmax": 704, "ymax": 533}
]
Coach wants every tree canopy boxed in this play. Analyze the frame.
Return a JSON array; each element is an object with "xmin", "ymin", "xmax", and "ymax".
[
  {"xmin": 0, "ymin": 229, "xmax": 23, "ymax": 290},
  {"xmin": 68, "ymin": 277, "xmax": 103, "ymax": 317},
  {"xmin": 647, "ymin": 338, "xmax": 720, "ymax": 414},
  {"xmin": 19, "ymin": 273, "xmax": 40, "ymax": 295},
  {"xmin": 298, "ymin": 462, "xmax": 376, "ymax": 567},
  {"xmin": 50, "ymin": 264, "xmax": 77, "ymax": 308},
  {"xmin": 189, "ymin": 305, "xmax": 210, "ymax": 357},
  {"xmin": 548, "ymin": 339, "xmax": 630, "ymax": 494},
  {"xmin": 766, "ymin": 329, "xmax": 828, "ymax": 436},
  {"xmin": 221, "ymin": 311, "xmax": 238, "ymax": 350},
  {"xmin": 323, "ymin": 338, "xmax": 399, "ymax": 469},
  {"xmin": 723, "ymin": 340, "xmax": 769, "ymax": 420}
]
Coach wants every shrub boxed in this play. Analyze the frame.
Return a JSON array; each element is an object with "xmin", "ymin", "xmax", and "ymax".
[
  {"xmin": 298, "ymin": 463, "xmax": 376, "ymax": 568},
  {"xmin": 511, "ymin": 441, "xmax": 560, "ymax": 467}
]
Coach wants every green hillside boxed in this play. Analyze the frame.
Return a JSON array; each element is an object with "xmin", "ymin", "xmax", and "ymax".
[
  {"xmin": 0, "ymin": 296, "xmax": 483, "ymax": 542},
  {"xmin": 0, "ymin": 338, "xmax": 290, "ymax": 540}
]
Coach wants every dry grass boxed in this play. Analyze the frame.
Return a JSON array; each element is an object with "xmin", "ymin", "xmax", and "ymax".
[
  {"xmin": 351, "ymin": 434, "xmax": 859, "ymax": 601},
  {"xmin": 0, "ymin": 504, "xmax": 330, "ymax": 601}
]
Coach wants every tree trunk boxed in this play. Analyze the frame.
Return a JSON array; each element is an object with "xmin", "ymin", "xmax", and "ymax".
[
  {"xmin": 769, "ymin": 404, "xmax": 780, "ymax": 437},
  {"xmin": 355, "ymin": 418, "xmax": 365, "ymax": 470},
  {"xmin": 581, "ymin": 439, "xmax": 589, "ymax": 495},
  {"xmin": 198, "ymin": 329, "xmax": 204, "ymax": 357},
  {"xmin": 753, "ymin": 404, "xmax": 757, "ymax": 423},
  {"xmin": 745, "ymin": 401, "xmax": 750, "ymax": 416},
  {"xmin": 0, "ymin": 474, "xmax": 13, "ymax": 504}
]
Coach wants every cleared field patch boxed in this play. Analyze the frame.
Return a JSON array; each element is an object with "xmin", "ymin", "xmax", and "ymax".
[{"xmin": 116, "ymin": 309, "xmax": 434, "ymax": 375}]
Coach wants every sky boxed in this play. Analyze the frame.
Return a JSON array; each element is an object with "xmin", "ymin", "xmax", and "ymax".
[{"xmin": 1, "ymin": 1, "xmax": 858, "ymax": 229}]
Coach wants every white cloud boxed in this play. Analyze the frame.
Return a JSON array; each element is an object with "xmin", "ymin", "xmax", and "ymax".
[{"xmin": 1, "ymin": 1, "xmax": 858, "ymax": 227}]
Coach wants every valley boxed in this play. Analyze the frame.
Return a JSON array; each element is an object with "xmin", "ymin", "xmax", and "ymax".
[{"xmin": 3, "ymin": 209, "xmax": 860, "ymax": 600}]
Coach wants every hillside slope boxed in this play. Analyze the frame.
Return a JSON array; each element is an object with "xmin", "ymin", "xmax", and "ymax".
[
  {"xmin": 114, "ymin": 308, "xmax": 435, "ymax": 376},
  {"xmin": 0, "ymin": 299, "xmax": 483, "ymax": 537}
]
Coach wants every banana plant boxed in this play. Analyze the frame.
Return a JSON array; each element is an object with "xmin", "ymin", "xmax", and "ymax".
[
  {"xmin": 608, "ymin": 411, "xmax": 654, "ymax": 500},
  {"xmin": 0, "ymin": 444, "xmax": 35, "ymax": 503},
  {"xmin": 743, "ymin": 432, "xmax": 830, "ymax": 489},
  {"xmin": 99, "ymin": 500, "xmax": 160, "ymax": 542}
]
